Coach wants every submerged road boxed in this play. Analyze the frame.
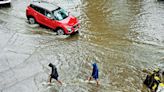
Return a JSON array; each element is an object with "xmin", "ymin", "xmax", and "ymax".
[{"xmin": 0, "ymin": 0, "xmax": 164, "ymax": 92}]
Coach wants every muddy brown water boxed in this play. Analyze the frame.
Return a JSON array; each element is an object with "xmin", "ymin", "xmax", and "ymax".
[{"xmin": 0, "ymin": 0, "xmax": 164, "ymax": 92}]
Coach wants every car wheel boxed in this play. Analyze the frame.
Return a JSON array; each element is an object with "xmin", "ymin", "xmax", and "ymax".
[
  {"xmin": 57, "ymin": 29, "xmax": 65, "ymax": 35},
  {"xmin": 28, "ymin": 17, "xmax": 36, "ymax": 24}
]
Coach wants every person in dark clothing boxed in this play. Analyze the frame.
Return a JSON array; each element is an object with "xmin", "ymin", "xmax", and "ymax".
[
  {"xmin": 88, "ymin": 63, "xmax": 99, "ymax": 86},
  {"xmin": 143, "ymin": 68, "xmax": 164, "ymax": 92},
  {"xmin": 48, "ymin": 63, "xmax": 62, "ymax": 85}
]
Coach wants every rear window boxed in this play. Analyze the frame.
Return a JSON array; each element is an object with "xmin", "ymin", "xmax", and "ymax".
[
  {"xmin": 30, "ymin": 4, "xmax": 35, "ymax": 9},
  {"xmin": 30, "ymin": 4, "xmax": 45, "ymax": 15}
]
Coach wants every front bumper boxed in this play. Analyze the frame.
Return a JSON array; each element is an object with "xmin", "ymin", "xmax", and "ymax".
[
  {"xmin": 65, "ymin": 23, "xmax": 80, "ymax": 35},
  {"xmin": 71, "ymin": 23, "xmax": 80, "ymax": 33},
  {"xmin": 0, "ymin": 0, "xmax": 11, "ymax": 4}
]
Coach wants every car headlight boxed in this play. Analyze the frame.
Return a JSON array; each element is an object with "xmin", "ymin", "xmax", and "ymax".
[{"xmin": 67, "ymin": 27, "xmax": 72, "ymax": 33}]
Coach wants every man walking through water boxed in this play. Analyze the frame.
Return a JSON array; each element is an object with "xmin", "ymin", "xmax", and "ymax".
[
  {"xmin": 48, "ymin": 63, "xmax": 62, "ymax": 85},
  {"xmin": 88, "ymin": 62, "xmax": 99, "ymax": 86},
  {"xmin": 143, "ymin": 68, "xmax": 164, "ymax": 92}
]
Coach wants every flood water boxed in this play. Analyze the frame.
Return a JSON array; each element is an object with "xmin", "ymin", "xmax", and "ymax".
[{"xmin": 0, "ymin": 0, "xmax": 164, "ymax": 92}]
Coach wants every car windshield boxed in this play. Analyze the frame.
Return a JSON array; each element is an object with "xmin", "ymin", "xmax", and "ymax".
[{"xmin": 52, "ymin": 8, "xmax": 68, "ymax": 21}]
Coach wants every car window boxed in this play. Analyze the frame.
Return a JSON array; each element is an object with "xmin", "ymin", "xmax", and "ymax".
[
  {"xmin": 38, "ymin": 8, "xmax": 45, "ymax": 15},
  {"xmin": 45, "ymin": 11, "xmax": 52, "ymax": 18},
  {"xmin": 30, "ymin": 4, "xmax": 45, "ymax": 15},
  {"xmin": 52, "ymin": 8, "xmax": 68, "ymax": 21},
  {"xmin": 30, "ymin": 4, "xmax": 36, "ymax": 10}
]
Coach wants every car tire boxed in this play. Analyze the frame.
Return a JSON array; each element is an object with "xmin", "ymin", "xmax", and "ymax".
[
  {"xmin": 28, "ymin": 17, "xmax": 36, "ymax": 24},
  {"xmin": 56, "ymin": 29, "xmax": 65, "ymax": 35}
]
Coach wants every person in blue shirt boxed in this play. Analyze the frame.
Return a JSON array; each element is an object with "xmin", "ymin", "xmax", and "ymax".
[
  {"xmin": 88, "ymin": 63, "xmax": 99, "ymax": 86},
  {"xmin": 48, "ymin": 63, "xmax": 62, "ymax": 85}
]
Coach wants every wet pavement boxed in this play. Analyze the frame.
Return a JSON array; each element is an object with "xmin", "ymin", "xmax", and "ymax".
[{"xmin": 0, "ymin": 0, "xmax": 164, "ymax": 92}]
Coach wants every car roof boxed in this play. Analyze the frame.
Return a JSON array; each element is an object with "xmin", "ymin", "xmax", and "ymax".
[{"xmin": 31, "ymin": 1, "xmax": 59, "ymax": 11}]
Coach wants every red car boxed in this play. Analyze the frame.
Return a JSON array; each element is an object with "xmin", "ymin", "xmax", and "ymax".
[{"xmin": 26, "ymin": 1, "xmax": 80, "ymax": 35}]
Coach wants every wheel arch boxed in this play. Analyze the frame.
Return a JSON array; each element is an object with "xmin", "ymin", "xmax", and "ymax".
[
  {"xmin": 27, "ymin": 15, "xmax": 34, "ymax": 19},
  {"xmin": 27, "ymin": 15, "xmax": 38, "ymax": 23},
  {"xmin": 55, "ymin": 27, "xmax": 65, "ymax": 35},
  {"xmin": 55, "ymin": 27, "xmax": 64, "ymax": 32}
]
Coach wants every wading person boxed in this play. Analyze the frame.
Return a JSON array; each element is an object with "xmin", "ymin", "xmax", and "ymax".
[
  {"xmin": 48, "ymin": 63, "xmax": 62, "ymax": 85},
  {"xmin": 88, "ymin": 62, "xmax": 99, "ymax": 86},
  {"xmin": 143, "ymin": 68, "xmax": 164, "ymax": 92}
]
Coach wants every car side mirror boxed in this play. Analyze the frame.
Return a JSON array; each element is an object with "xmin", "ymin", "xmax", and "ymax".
[
  {"xmin": 47, "ymin": 14, "xmax": 53, "ymax": 20},
  {"xmin": 49, "ymin": 17, "xmax": 54, "ymax": 20},
  {"xmin": 68, "ymin": 12, "xmax": 70, "ymax": 15}
]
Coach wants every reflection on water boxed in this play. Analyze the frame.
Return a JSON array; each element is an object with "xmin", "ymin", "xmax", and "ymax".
[{"xmin": 0, "ymin": 0, "xmax": 164, "ymax": 92}]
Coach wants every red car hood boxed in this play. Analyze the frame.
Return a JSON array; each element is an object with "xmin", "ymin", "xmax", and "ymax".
[{"xmin": 59, "ymin": 15, "xmax": 78, "ymax": 26}]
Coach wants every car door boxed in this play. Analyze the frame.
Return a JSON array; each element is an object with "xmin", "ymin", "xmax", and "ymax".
[
  {"xmin": 44, "ymin": 10, "xmax": 57, "ymax": 29},
  {"xmin": 36, "ymin": 7, "xmax": 46, "ymax": 25},
  {"xmin": 32, "ymin": 6, "xmax": 46, "ymax": 25}
]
